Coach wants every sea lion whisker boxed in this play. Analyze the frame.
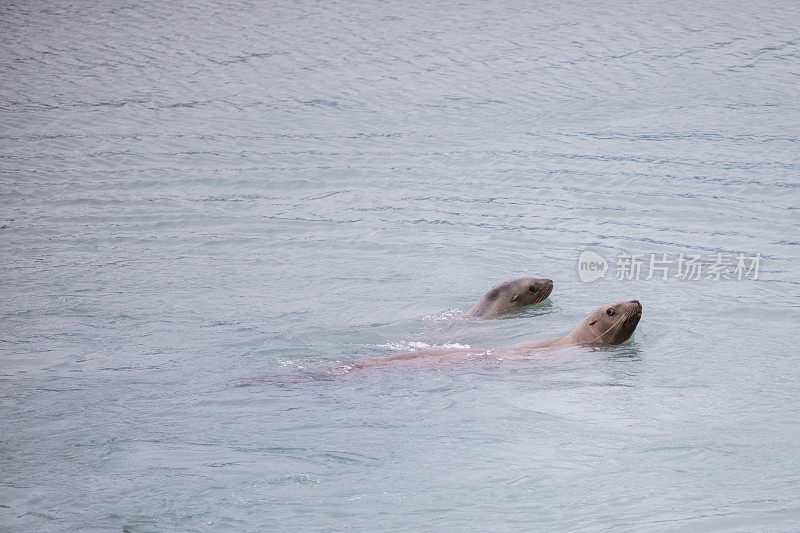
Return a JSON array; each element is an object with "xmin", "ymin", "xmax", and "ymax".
[{"xmin": 584, "ymin": 311, "xmax": 629, "ymax": 345}]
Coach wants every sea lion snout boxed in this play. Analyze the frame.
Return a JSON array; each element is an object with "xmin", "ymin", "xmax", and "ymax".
[
  {"xmin": 620, "ymin": 300, "xmax": 643, "ymax": 337},
  {"xmin": 534, "ymin": 278, "xmax": 553, "ymax": 296}
]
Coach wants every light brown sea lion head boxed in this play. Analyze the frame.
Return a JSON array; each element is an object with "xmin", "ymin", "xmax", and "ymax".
[{"xmin": 572, "ymin": 300, "xmax": 642, "ymax": 345}]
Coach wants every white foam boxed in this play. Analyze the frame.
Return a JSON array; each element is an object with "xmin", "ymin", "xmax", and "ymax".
[
  {"xmin": 373, "ymin": 341, "xmax": 471, "ymax": 352},
  {"xmin": 422, "ymin": 309, "xmax": 465, "ymax": 321}
]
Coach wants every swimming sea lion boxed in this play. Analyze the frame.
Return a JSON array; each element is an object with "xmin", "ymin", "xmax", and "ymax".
[
  {"xmin": 513, "ymin": 299, "xmax": 642, "ymax": 349},
  {"xmin": 466, "ymin": 277, "xmax": 554, "ymax": 317},
  {"xmin": 353, "ymin": 300, "xmax": 642, "ymax": 368}
]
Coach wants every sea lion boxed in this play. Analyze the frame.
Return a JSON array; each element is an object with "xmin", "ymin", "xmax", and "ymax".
[
  {"xmin": 352, "ymin": 300, "xmax": 642, "ymax": 369},
  {"xmin": 466, "ymin": 277, "xmax": 554, "ymax": 317},
  {"xmin": 512, "ymin": 299, "xmax": 642, "ymax": 350}
]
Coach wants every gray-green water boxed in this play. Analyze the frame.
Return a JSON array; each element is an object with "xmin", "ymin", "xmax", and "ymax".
[{"xmin": 2, "ymin": 0, "xmax": 799, "ymax": 530}]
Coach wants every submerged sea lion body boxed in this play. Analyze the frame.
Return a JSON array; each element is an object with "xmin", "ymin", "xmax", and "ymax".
[
  {"xmin": 467, "ymin": 277, "xmax": 553, "ymax": 317},
  {"xmin": 355, "ymin": 300, "xmax": 642, "ymax": 369}
]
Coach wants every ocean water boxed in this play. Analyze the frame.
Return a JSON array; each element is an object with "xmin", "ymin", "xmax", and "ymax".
[{"xmin": 2, "ymin": 0, "xmax": 800, "ymax": 530}]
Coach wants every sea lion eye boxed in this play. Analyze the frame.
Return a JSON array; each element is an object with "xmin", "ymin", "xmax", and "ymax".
[
  {"xmin": 606, "ymin": 308, "xmax": 615, "ymax": 316},
  {"xmin": 529, "ymin": 284, "xmax": 537, "ymax": 293}
]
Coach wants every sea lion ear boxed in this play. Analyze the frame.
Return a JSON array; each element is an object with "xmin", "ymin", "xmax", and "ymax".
[
  {"xmin": 510, "ymin": 293, "xmax": 518, "ymax": 302},
  {"xmin": 588, "ymin": 319, "xmax": 597, "ymax": 326}
]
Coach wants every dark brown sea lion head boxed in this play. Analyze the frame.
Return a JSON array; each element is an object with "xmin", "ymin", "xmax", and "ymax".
[
  {"xmin": 467, "ymin": 277, "xmax": 554, "ymax": 317},
  {"xmin": 506, "ymin": 277, "xmax": 554, "ymax": 308}
]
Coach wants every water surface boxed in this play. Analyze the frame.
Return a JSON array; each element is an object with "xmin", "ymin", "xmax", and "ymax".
[{"xmin": 2, "ymin": 0, "xmax": 800, "ymax": 530}]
